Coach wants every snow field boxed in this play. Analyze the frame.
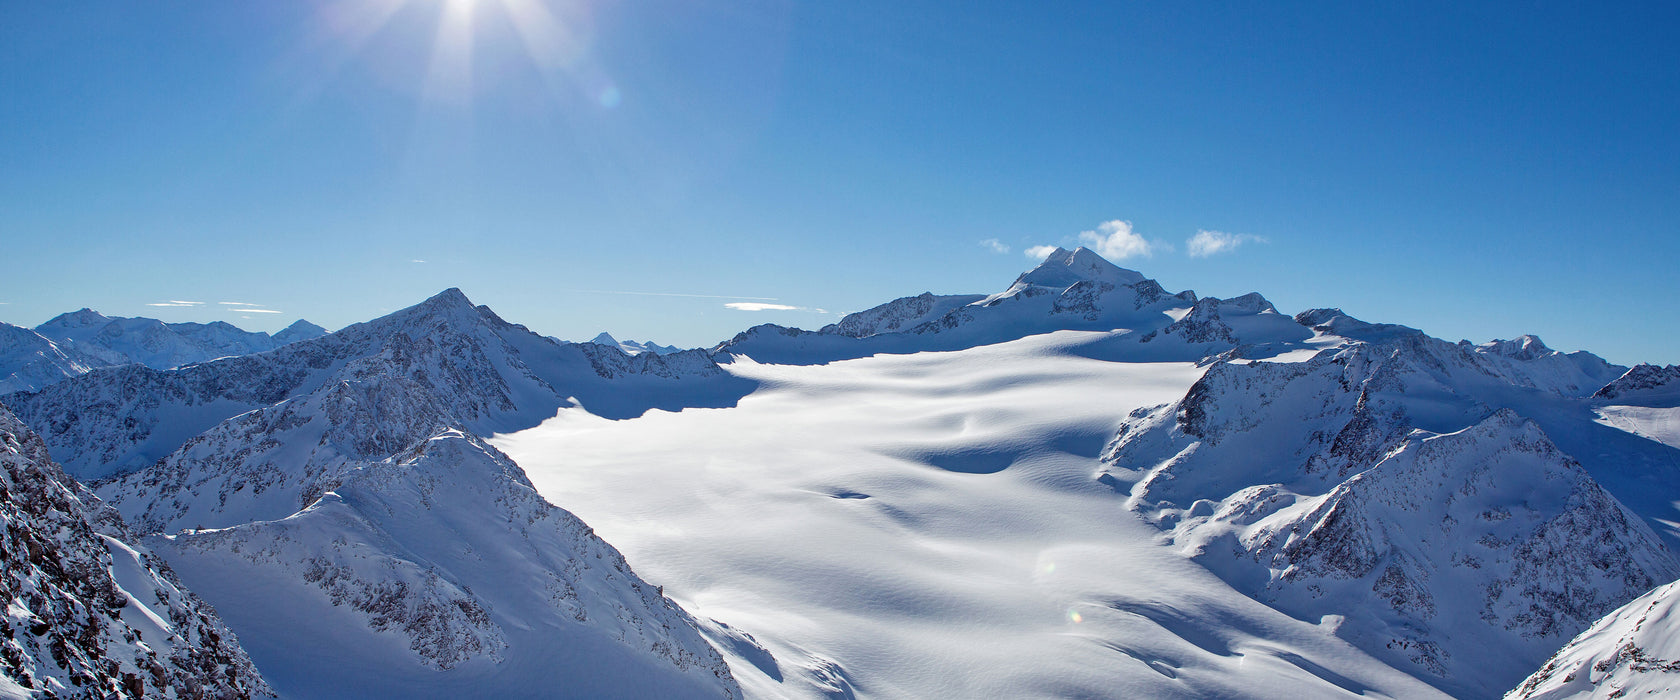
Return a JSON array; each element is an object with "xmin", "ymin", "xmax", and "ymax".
[{"xmin": 497, "ymin": 331, "xmax": 1451, "ymax": 699}]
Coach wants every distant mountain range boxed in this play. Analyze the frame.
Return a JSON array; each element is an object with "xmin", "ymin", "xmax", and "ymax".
[{"xmin": 0, "ymin": 309, "xmax": 328, "ymax": 394}]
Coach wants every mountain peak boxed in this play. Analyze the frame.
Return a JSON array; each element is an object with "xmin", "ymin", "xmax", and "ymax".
[
  {"xmin": 590, "ymin": 332, "xmax": 619, "ymax": 347},
  {"xmin": 38, "ymin": 307, "xmax": 111, "ymax": 330},
  {"xmin": 1478, "ymin": 335, "xmax": 1553, "ymax": 361},
  {"xmin": 274, "ymin": 319, "xmax": 329, "ymax": 345},
  {"xmin": 423, "ymin": 287, "xmax": 475, "ymax": 309},
  {"xmin": 1017, "ymin": 246, "xmax": 1147, "ymax": 289}
]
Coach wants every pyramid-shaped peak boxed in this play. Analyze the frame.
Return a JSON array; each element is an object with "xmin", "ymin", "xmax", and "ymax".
[
  {"xmin": 1018, "ymin": 246, "xmax": 1147, "ymax": 289},
  {"xmin": 589, "ymin": 332, "xmax": 620, "ymax": 346},
  {"xmin": 423, "ymin": 287, "xmax": 476, "ymax": 308},
  {"xmin": 39, "ymin": 307, "xmax": 112, "ymax": 330},
  {"xmin": 281, "ymin": 319, "xmax": 327, "ymax": 334},
  {"xmin": 360, "ymin": 288, "xmax": 488, "ymax": 335}
]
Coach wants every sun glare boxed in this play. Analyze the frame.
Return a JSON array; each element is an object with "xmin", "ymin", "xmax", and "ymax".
[{"xmin": 312, "ymin": 0, "xmax": 607, "ymax": 107}]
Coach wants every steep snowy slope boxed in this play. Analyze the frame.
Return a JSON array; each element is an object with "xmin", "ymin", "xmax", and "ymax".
[
  {"xmin": 154, "ymin": 431, "xmax": 738, "ymax": 699},
  {"xmin": 1507, "ymin": 579, "xmax": 1680, "ymax": 700},
  {"xmin": 1100, "ymin": 340, "xmax": 1678, "ymax": 698},
  {"xmin": 497, "ymin": 332, "xmax": 1454, "ymax": 700},
  {"xmin": 0, "ymin": 403, "xmax": 270, "ymax": 699},
  {"xmin": 5, "ymin": 289, "xmax": 749, "ymax": 481},
  {"xmin": 0, "ymin": 323, "xmax": 100, "ymax": 395}
]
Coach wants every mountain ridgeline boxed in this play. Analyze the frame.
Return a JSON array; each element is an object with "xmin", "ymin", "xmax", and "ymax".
[{"xmin": 0, "ymin": 248, "xmax": 1674, "ymax": 699}]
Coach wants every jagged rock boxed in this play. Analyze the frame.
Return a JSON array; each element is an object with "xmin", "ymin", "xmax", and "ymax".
[
  {"xmin": 1103, "ymin": 341, "xmax": 1677, "ymax": 699},
  {"xmin": 1507, "ymin": 578, "xmax": 1680, "ymax": 699},
  {"xmin": 0, "ymin": 402, "xmax": 270, "ymax": 698},
  {"xmin": 1594, "ymin": 364, "xmax": 1680, "ymax": 405}
]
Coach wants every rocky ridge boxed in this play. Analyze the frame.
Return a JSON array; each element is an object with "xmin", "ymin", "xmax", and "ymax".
[{"xmin": 0, "ymin": 403, "xmax": 270, "ymax": 699}]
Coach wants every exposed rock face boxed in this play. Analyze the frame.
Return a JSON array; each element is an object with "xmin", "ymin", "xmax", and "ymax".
[
  {"xmin": 1101, "ymin": 342, "xmax": 1678, "ymax": 699},
  {"xmin": 1594, "ymin": 364, "xmax": 1680, "ymax": 404},
  {"xmin": 818, "ymin": 292, "xmax": 987, "ymax": 338},
  {"xmin": 1507, "ymin": 578, "xmax": 1680, "ymax": 700},
  {"xmin": 0, "ymin": 403, "xmax": 270, "ymax": 699}
]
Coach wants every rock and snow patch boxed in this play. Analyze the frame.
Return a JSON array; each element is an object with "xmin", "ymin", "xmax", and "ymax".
[
  {"xmin": 1507, "ymin": 578, "xmax": 1680, "ymax": 700},
  {"xmin": 1104, "ymin": 343, "xmax": 1678, "ymax": 699},
  {"xmin": 0, "ymin": 403, "xmax": 269, "ymax": 699},
  {"xmin": 1594, "ymin": 364, "xmax": 1680, "ymax": 406}
]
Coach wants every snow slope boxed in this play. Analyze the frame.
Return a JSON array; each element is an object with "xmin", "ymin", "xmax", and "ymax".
[
  {"xmin": 496, "ymin": 332, "xmax": 1454, "ymax": 700},
  {"xmin": 0, "ymin": 323, "xmax": 100, "ymax": 395},
  {"xmin": 1101, "ymin": 340, "xmax": 1678, "ymax": 698},
  {"xmin": 1508, "ymin": 579, "xmax": 1680, "ymax": 699},
  {"xmin": 154, "ymin": 430, "xmax": 738, "ymax": 699},
  {"xmin": 0, "ymin": 403, "xmax": 270, "ymax": 699}
]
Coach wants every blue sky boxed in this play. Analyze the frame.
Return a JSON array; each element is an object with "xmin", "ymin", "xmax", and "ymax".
[{"xmin": 3, "ymin": 1, "xmax": 1677, "ymax": 364}]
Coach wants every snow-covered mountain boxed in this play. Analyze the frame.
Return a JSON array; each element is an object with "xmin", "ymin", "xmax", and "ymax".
[
  {"xmin": 1594, "ymin": 363, "xmax": 1680, "ymax": 405},
  {"xmin": 1507, "ymin": 579, "xmax": 1680, "ymax": 699},
  {"xmin": 271, "ymin": 320, "xmax": 328, "ymax": 346},
  {"xmin": 0, "ymin": 323, "xmax": 102, "ymax": 394},
  {"xmin": 35, "ymin": 309, "xmax": 328, "ymax": 371},
  {"xmin": 588, "ymin": 332, "xmax": 682, "ymax": 356},
  {"xmin": 715, "ymin": 246, "xmax": 1310, "ymax": 364},
  {"xmin": 0, "ymin": 402, "xmax": 270, "ymax": 699},
  {"xmin": 9, "ymin": 249, "xmax": 1675, "ymax": 700},
  {"xmin": 1098, "ymin": 323, "xmax": 1671, "ymax": 697},
  {"xmin": 2, "ymin": 310, "xmax": 330, "ymax": 396},
  {"xmin": 4, "ymin": 288, "xmax": 750, "ymax": 481},
  {"xmin": 3, "ymin": 289, "xmax": 747, "ymax": 698},
  {"xmin": 153, "ymin": 430, "xmax": 738, "ymax": 698}
]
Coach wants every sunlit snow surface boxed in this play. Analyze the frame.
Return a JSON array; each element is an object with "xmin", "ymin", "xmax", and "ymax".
[
  {"xmin": 496, "ymin": 331, "xmax": 1450, "ymax": 699},
  {"xmin": 1595, "ymin": 405, "xmax": 1680, "ymax": 450}
]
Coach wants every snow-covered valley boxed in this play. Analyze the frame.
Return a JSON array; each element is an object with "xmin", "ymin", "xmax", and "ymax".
[{"xmin": 496, "ymin": 331, "xmax": 1453, "ymax": 699}]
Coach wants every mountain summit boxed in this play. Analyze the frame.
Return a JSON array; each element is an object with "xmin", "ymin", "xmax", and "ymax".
[{"xmin": 1013, "ymin": 246, "xmax": 1149, "ymax": 290}]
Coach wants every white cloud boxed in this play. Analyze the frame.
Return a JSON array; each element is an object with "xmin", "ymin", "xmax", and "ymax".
[
  {"xmin": 1077, "ymin": 220, "xmax": 1155, "ymax": 260},
  {"xmin": 576, "ymin": 289, "xmax": 779, "ymax": 301},
  {"xmin": 1186, "ymin": 229, "xmax": 1267, "ymax": 257},
  {"xmin": 411, "ymin": 259, "xmax": 427, "ymax": 264},
  {"xmin": 146, "ymin": 300, "xmax": 204, "ymax": 307},
  {"xmin": 725, "ymin": 302, "xmax": 827, "ymax": 313},
  {"xmin": 980, "ymin": 238, "xmax": 1011, "ymax": 254},
  {"xmin": 232, "ymin": 308, "xmax": 283, "ymax": 314},
  {"xmin": 219, "ymin": 301, "xmax": 262, "ymax": 307},
  {"xmin": 1024, "ymin": 245, "xmax": 1059, "ymax": 260}
]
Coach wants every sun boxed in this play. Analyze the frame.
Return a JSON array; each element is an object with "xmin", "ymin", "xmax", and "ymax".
[{"xmin": 308, "ymin": 0, "xmax": 606, "ymax": 107}]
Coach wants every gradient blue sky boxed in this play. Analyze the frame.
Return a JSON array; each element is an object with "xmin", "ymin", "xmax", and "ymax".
[{"xmin": 3, "ymin": 2, "xmax": 1677, "ymax": 364}]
